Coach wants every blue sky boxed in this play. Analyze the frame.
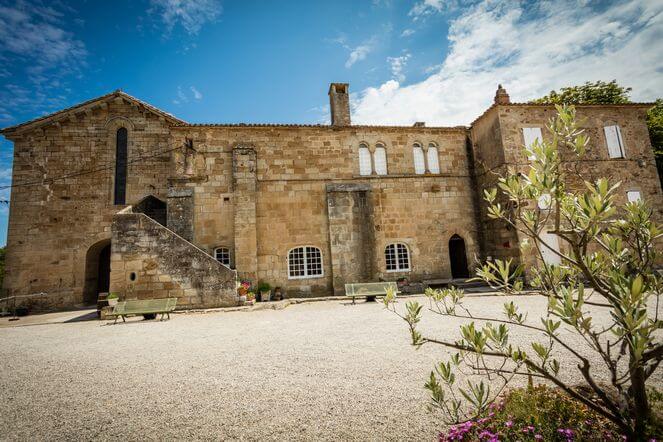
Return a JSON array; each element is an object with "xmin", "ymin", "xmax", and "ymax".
[{"xmin": 0, "ymin": 0, "xmax": 662, "ymax": 245}]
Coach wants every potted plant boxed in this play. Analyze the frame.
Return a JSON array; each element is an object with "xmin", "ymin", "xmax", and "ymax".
[
  {"xmin": 273, "ymin": 286, "xmax": 283, "ymax": 301},
  {"xmin": 257, "ymin": 282, "xmax": 271, "ymax": 302},
  {"xmin": 237, "ymin": 280, "xmax": 250, "ymax": 303},
  {"xmin": 107, "ymin": 292, "xmax": 120, "ymax": 307},
  {"xmin": 246, "ymin": 291, "xmax": 255, "ymax": 306}
]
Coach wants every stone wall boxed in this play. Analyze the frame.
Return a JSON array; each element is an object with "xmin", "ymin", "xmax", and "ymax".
[
  {"xmin": 110, "ymin": 209, "xmax": 237, "ymax": 309},
  {"xmin": 170, "ymin": 125, "xmax": 480, "ymax": 297},
  {"xmin": 2, "ymin": 98, "xmax": 174, "ymax": 309},
  {"xmin": 471, "ymin": 103, "xmax": 663, "ymax": 276}
]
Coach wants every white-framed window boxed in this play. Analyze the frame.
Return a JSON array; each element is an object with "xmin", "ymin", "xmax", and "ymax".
[
  {"xmin": 373, "ymin": 144, "xmax": 388, "ymax": 175},
  {"xmin": 288, "ymin": 246, "xmax": 323, "ymax": 279},
  {"xmin": 385, "ymin": 243, "xmax": 411, "ymax": 272},
  {"xmin": 604, "ymin": 125, "xmax": 625, "ymax": 159},
  {"xmin": 538, "ymin": 231, "xmax": 561, "ymax": 266},
  {"xmin": 413, "ymin": 143, "xmax": 425, "ymax": 174},
  {"xmin": 214, "ymin": 247, "xmax": 231, "ymax": 267},
  {"xmin": 358, "ymin": 144, "xmax": 372, "ymax": 176},
  {"xmin": 522, "ymin": 127, "xmax": 543, "ymax": 160},
  {"xmin": 627, "ymin": 190, "xmax": 642, "ymax": 203},
  {"xmin": 427, "ymin": 143, "xmax": 440, "ymax": 173},
  {"xmin": 537, "ymin": 194, "xmax": 552, "ymax": 210}
]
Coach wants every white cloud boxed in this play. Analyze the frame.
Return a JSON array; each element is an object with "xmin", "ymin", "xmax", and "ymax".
[
  {"xmin": 173, "ymin": 86, "xmax": 203, "ymax": 104},
  {"xmin": 345, "ymin": 37, "xmax": 377, "ymax": 68},
  {"xmin": 353, "ymin": 0, "xmax": 663, "ymax": 126},
  {"xmin": 150, "ymin": 0, "xmax": 222, "ymax": 35},
  {"xmin": 190, "ymin": 86, "xmax": 203, "ymax": 100},
  {"xmin": 401, "ymin": 28, "xmax": 415, "ymax": 37},
  {"xmin": 0, "ymin": 2, "xmax": 87, "ymax": 125},
  {"xmin": 409, "ymin": 0, "xmax": 448, "ymax": 20},
  {"xmin": 387, "ymin": 53, "xmax": 411, "ymax": 82}
]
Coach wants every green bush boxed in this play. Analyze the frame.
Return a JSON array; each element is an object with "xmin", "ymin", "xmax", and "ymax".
[
  {"xmin": 257, "ymin": 282, "xmax": 271, "ymax": 293},
  {"xmin": 441, "ymin": 385, "xmax": 623, "ymax": 441}
]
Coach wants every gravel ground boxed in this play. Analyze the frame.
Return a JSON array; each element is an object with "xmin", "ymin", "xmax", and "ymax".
[{"xmin": 0, "ymin": 294, "xmax": 660, "ymax": 441}]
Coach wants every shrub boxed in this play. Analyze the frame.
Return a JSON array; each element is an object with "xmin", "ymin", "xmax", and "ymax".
[
  {"xmin": 440, "ymin": 385, "xmax": 623, "ymax": 441},
  {"xmin": 257, "ymin": 282, "xmax": 271, "ymax": 293},
  {"xmin": 385, "ymin": 105, "xmax": 662, "ymax": 440}
]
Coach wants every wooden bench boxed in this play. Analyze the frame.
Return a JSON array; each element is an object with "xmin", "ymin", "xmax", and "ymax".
[
  {"xmin": 108, "ymin": 298, "xmax": 178, "ymax": 324},
  {"xmin": 344, "ymin": 282, "xmax": 399, "ymax": 304}
]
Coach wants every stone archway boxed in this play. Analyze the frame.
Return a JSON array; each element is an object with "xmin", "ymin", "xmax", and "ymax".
[
  {"xmin": 83, "ymin": 239, "xmax": 111, "ymax": 305},
  {"xmin": 449, "ymin": 234, "xmax": 469, "ymax": 279}
]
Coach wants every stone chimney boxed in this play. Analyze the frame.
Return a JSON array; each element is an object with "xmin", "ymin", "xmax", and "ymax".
[
  {"xmin": 494, "ymin": 84, "xmax": 511, "ymax": 105},
  {"xmin": 329, "ymin": 83, "xmax": 351, "ymax": 126}
]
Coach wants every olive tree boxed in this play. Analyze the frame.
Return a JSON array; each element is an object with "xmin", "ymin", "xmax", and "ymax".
[{"xmin": 385, "ymin": 105, "xmax": 662, "ymax": 440}]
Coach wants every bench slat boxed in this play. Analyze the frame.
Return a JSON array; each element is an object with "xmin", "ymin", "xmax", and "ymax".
[
  {"xmin": 110, "ymin": 298, "xmax": 178, "ymax": 316},
  {"xmin": 344, "ymin": 282, "xmax": 398, "ymax": 297}
]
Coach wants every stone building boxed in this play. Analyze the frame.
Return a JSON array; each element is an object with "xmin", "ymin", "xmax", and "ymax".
[{"xmin": 0, "ymin": 83, "xmax": 660, "ymax": 311}]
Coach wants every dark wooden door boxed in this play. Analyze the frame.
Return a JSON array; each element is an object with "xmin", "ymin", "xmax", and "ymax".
[{"xmin": 449, "ymin": 235, "xmax": 469, "ymax": 279}]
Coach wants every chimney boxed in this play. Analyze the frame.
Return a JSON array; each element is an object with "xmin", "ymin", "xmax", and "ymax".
[
  {"xmin": 328, "ymin": 83, "xmax": 351, "ymax": 126},
  {"xmin": 494, "ymin": 84, "xmax": 511, "ymax": 105}
]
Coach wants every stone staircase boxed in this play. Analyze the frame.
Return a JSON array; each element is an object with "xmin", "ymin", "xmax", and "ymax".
[{"xmin": 110, "ymin": 206, "xmax": 237, "ymax": 309}]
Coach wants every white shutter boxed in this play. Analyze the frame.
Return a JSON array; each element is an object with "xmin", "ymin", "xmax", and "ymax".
[
  {"xmin": 373, "ymin": 147, "xmax": 388, "ymax": 175},
  {"xmin": 627, "ymin": 191, "xmax": 641, "ymax": 203},
  {"xmin": 539, "ymin": 231, "xmax": 561, "ymax": 266},
  {"xmin": 604, "ymin": 125, "xmax": 624, "ymax": 158},
  {"xmin": 358, "ymin": 147, "xmax": 372, "ymax": 176},
  {"xmin": 523, "ymin": 127, "xmax": 543, "ymax": 160},
  {"xmin": 427, "ymin": 146, "xmax": 440, "ymax": 173},
  {"xmin": 413, "ymin": 146, "xmax": 425, "ymax": 174}
]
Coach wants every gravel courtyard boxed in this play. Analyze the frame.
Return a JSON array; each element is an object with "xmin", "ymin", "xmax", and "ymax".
[{"xmin": 1, "ymin": 294, "xmax": 660, "ymax": 441}]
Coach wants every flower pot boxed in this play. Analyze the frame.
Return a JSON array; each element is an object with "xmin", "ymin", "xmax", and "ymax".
[
  {"xmin": 239, "ymin": 295, "xmax": 247, "ymax": 304},
  {"xmin": 260, "ymin": 290, "xmax": 271, "ymax": 302}
]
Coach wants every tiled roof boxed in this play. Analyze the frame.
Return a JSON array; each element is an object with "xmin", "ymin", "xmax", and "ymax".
[
  {"xmin": 0, "ymin": 90, "xmax": 187, "ymax": 135},
  {"xmin": 470, "ymin": 102, "xmax": 656, "ymax": 126}
]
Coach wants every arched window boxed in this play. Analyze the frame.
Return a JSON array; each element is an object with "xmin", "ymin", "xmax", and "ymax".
[
  {"xmin": 385, "ymin": 243, "xmax": 410, "ymax": 272},
  {"xmin": 413, "ymin": 143, "xmax": 425, "ymax": 174},
  {"xmin": 114, "ymin": 127, "xmax": 128, "ymax": 205},
  {"xmin": 288, "ymin": 246, "xmax": 323, "ymax": 279},
  {"xmin": 427, "ymin": 143, "xmax": 440, "ymax": 174},
  {"xmin": 358, "ymin": 143, "xmax": 372, "ymax": 176},
  {"xmin": 214, "ymin": 247, "xmax": 231, "ymax": 267},
  {"xmin": 373, "ymin": 143, "xmax": 388, "ymax": 175}
]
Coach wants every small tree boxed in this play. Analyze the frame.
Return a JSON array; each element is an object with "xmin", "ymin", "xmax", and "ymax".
[
  {"xmin": 531, "ymin": 80, "xmax": 632, "ymax": 105},
  {"xmin": 385, "ymin": 105, "xmax": 662, "ymax": 440}
]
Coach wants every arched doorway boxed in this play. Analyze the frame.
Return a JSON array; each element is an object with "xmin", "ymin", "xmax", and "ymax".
[
  {"xmin": 449, "ymin": 234, "xmax": 469, "ymax": 279},
  {"xmin": 83, "ymin": 239, "xmax": 111, "ymax": 305}
]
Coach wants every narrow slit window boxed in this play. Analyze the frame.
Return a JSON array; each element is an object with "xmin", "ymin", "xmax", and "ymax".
[
  {"xmin": 385, "ymin": 243, "xmax": 411, "ymax": 272},
  {"xmin": 427, "ymin": 144, "xmax": 440, "ymax": 173},
  {"xmin": 413, "ymin": 144, "xmax": 425, "ymax": 174},
  {"xmin": 114, "ymin": 128, "xmax": 128, "ymax": 205},
  {"xmin": 373, "ymin": 145, "xmax": 388, "ymax": 175},
  {"xmin": 358, "ymin": 144, "xmax": 372, "ymax": 176}
]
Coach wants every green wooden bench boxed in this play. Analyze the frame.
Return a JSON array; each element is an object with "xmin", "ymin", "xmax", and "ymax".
[
  {"xmin": 344, "ymin": 282, "xmax": 399, "ymax": 304},
  {"xmin": 108, "ymin": 298, "xmax": 178, "ymax": 324}
]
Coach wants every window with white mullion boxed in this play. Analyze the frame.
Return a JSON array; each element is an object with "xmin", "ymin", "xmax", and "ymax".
[
  {"xmin": 385, "ymin": 243, "xmax": 411, "ymax": 272},
  {"xmin": 373, "ymin": 146, "xmax": 388, "ymax": 175},
  {"xmin": 358, "ymin": 145, "xmax": 372, "ymax": 176},
  {"xmin": 413, "ymin": 144, "xmax": 425, "ymax": 174},
  {"xmin": 427, "ymin": 144, "xmax": 440, "ymax": 173},
  {"xmin": 288, "ymin": 246, "xmax": 323, "ymax": 279}
]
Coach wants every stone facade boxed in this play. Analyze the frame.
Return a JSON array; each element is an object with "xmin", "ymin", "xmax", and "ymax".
[{"xmin": 0, "ymin": 84, "xmax": 660, "ymax": 311}]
